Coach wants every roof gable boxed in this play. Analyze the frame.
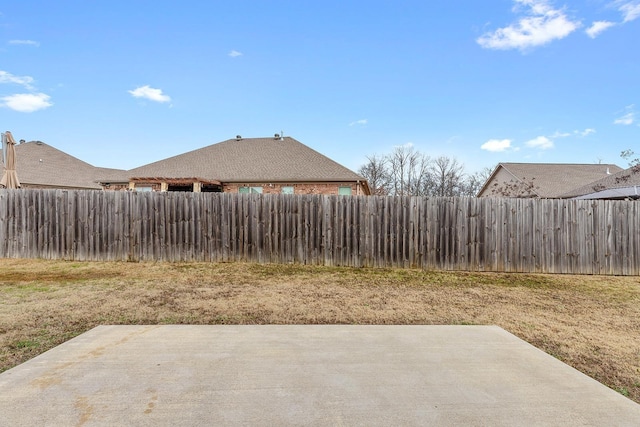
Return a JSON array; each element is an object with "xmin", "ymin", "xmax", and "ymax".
[
  {"xmin": 1, "ymin": 141, "xmax": 126, "ymax": 189},
  {"xmin": 127, "ymin": 136, "xmax": 365, "ymax": 182},
  {"xmin": 562, "ymin": 165, "xmax": 640, "ymax": 198},
  {"xmin": 479, "ymin": 163, "xmax": 623, "ymax": 198}
]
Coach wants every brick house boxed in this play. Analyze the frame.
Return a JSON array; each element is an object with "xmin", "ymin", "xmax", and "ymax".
[
  {"xmin": 477, "ymin": 162, "xmax": 623, "ymax": 198},
  {"xmin": 560, "ymin": 165, "xmax": 640, "ymax": 200},
  {"xmin": 1, "ymin": 140, "xmax": 125, "ymax": 190},
  {"xmin": 98, "ymin": 135, "xmax": 370, "ymax": 195}
]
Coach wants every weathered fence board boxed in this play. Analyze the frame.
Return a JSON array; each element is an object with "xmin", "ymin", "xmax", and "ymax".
[{"xmin": 0, "ymin": 189, "xmax": 638, "ymax": 275}]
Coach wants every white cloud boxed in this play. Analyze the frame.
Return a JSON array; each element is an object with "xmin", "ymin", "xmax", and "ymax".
[
  {"xmin": 8, "ymin": 39, "xmax": 40, "ymax": 47},
  {"xmin": 550, "ymin": 128, "xmax": 595, "ymax": 139},
  {"xmin": 525, "ymin": 135, "xmax": 554, "ymax": 149},
  {"xmin": 1, "ymin": 93, "xmax": 52, "ymax": 112},
  {"xmin": 614, "ymin": 113, "xmax": 635, "ymax": 125},
  {"xmin": 580, "ymin": 2, "xmax": 640, "ymax": 37},
  {"xmin": 576, "ymin": 128, "xmax": 596, "ymax": 137},
  {"xmin": 0, "ymin": 70, "xmax": 35, "ymax": 89},
  {"xmin": 128, "ymin": 85, "xmax": 171, "ymax": 103},
  {"xmin": 477, "ymin": 0, "xmax": 580, "ymax": 50},
  {"xmin": 0, "ymin": 70, "xmax": 52, "ymax": 112},
  {"xmin": 585, "ymin": 21, "xmax": 616, "ymax": 38},
  {"xmin": 228, "ymin": 50, "xmax": 243, "ymax": 57},
  {"xmin": 349, "ymin": 119, "xmax": 367, "ymax": 126},
  {"xmin": 394, "ymin": 142, "xmax": 414, "ymax": 149},
  {"xmin": 446, "ymin": 135, "xmax": 461, "ymax": 144},
  {"xmin": 614, "ymin": 105, "xmax": 636, "ymax": 125},
  {"xmin": 617, "ymin": 1, "xmax": 640, "ymax": 22},
  {"xmin": 481, "ymin": 139, "xmax": 512, "ymax": 152}
]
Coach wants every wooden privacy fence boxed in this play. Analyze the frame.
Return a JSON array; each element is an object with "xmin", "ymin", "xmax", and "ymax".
[{"xmin": 0, "ymin": 189, "xmax": 638, "ymax": 275}]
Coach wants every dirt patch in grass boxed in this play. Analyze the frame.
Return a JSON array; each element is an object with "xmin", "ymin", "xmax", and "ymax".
[{"xmin": 1, "ymin": 259, "xmax": 639, "ymax": 402}]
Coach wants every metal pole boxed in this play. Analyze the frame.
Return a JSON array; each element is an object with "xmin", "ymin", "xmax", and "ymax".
[{"xmin": 1, "ymin": 132, "xmax": 6, "ymax": 166}]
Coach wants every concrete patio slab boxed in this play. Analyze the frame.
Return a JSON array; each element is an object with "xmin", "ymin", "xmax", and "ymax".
[{"xmin": 1, "ymin": 325, "xmax": 638, "ymax": 426}]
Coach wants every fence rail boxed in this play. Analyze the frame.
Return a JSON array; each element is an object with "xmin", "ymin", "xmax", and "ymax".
[{"xmin": 0, "ymin": 189, "xmax": 637, "ymax": 275}]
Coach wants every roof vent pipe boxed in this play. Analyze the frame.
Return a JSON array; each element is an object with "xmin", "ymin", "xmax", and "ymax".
[
  {"xmin": 606, "ymin": 167, "xmax": 610, "ymax": 175},
  {"xmin": 236, "ymin": 135, "xmax": 242, "ymax": 141},
  {"xmin": 274, "ymin": 133, "xmax": 280, "ymax": 140}
]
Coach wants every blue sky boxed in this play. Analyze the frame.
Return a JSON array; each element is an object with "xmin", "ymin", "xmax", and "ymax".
[{"xmin": 1, "ymin": 0, "xmax": 638, "ymax": 174}]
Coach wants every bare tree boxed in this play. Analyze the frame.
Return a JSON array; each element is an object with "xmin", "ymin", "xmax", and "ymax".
[
  {"xmin": 358, "ymin": 155, "xmax": 390, "ymax": 195},
  {"xmin": 429, "ymin": 156, "xmax": 467, "ymax": 196},
  {"xmin": 358, "ymin": 147, "xmax": 493, "ymax": 197},
  {"xmin": 387, "ymin": 145, "xmax": 431, "ymax": 196},
  {"xmin": 621, "ymin": 149, "xmax": 639, "ymax": 167},
  {"xmin": 488, "ymin": 177, "xmax": 539, "ymax": 198},
  {"xmin": 612, "ymin": 149, "xmax": 640, "ymax": 186},
  {"xmin": 462, "ymin": 166, "xmax": 493, "ymax": 196}
]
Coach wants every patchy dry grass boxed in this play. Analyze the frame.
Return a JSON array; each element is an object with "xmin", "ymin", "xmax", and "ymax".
[{"xmin": 1, "ymin": 259, "xmax": 639, "ymax": 402}]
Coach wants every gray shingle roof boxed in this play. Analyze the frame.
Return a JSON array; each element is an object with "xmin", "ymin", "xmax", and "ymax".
[
  {"xmin": 93, "ymin": 167, "xmax": 131, "ymax": 183},
  {"xmin": 126, "ymin": 136, "xmax": 365, "ymax": 182},
  {"xmin": 1, "ymin": 141, "xmax": 126, "ymax": 189},
  {"xmin": 1, "ymin": 136, "xmax": 366, "ymax": 190},
  {"xmin": 575, "ymin": 187, "xmax": 640, "ymax": 199},
  {"xmin": 561, "ymin": 165, "xmax": 640, "ymax": 198},
  {"xmin": 483, "ymin": 163, "xmax": 623, "ymax": 198}
]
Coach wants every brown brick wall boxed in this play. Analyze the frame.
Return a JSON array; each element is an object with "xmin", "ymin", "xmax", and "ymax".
[
  {"xmin": 20, "ymin": 183, "xmax": 103, "ymax": 190},
  {"xmin": 100, "ymin": 181, "xmax": 370, "ymax": 195},
  {"xmin": 131, "ymin": 183, "xmax": 162, "ymax": 192},
  {"xmin": 223, "ymin": 182, "xmax": 367, "ymax": 195},
  {"xmin": 102, "ymin": 183, "xmax": 130, "ymax": 191}
]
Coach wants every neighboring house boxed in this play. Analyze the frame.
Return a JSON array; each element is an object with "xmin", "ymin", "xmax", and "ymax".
[
  {"xmin": 0, "ymin": 140, "xmax": 125, "ymax": 190},
  {"xmin": 560, "ymin": 165, "xmax": 640, "ymax": 200},
  {"xmin": 98, "ymin": 135, "xmax": 370, "ymax": 195},
  {"xmin": 477, "ymin": 163, "xmax": 623, "ymax": 198}
]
